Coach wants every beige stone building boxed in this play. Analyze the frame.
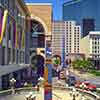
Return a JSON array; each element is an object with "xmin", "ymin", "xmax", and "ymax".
[
  {"xmin": 26, "ymin": 3, "xmax": 52, "ymax": 37},
  {"xmin": 26, "ymin": 3, "xmax": 52, "ymax": 58},
  {"xmin": 80, "ymin": 35, "xmax": 90, "ymax": 58}
]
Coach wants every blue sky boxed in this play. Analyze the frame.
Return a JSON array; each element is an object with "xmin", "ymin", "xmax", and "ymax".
[{"xmin": 24, "ymin": 0, "xmax": 71, "ymax": 20}]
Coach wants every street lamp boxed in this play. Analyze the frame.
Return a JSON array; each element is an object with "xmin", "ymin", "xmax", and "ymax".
[
  {"xmin": 38, "ymin": 77, "xmax": 45, "ymax": 87},
  {"xmin": 10, "ymin": 78, "xmax": 16, "ymax": 94},
  {"xmin": 25, "ymin": 92, "xmax": 36, "ymax": 100}
]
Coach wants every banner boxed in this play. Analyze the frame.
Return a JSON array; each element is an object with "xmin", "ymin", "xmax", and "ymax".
[{"xmin": 0, "ymin": 10, "xmax": 8, "ymax": 44}]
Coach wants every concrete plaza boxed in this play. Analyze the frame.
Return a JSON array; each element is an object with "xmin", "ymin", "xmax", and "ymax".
[{"xmin": 0, "ymin": 87, "xmax": 95, "ymax": 100}]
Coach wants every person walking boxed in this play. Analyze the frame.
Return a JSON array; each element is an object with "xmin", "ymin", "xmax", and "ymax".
[{"xmin": 37, "ymin": 84, "xmax": 40, "ymax": 92}]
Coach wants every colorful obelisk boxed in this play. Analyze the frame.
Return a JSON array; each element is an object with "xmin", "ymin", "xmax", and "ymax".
[{"xmin": 44, "ymin": 40, "xmax": 52, "ymax": 100}]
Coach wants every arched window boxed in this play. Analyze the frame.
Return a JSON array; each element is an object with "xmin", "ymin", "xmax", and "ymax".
[{"xmin": 30, "ymin": 20, "xmax": 45, "ymax": 48}]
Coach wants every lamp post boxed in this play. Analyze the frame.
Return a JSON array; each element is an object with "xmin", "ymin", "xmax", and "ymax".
[
  {"xmin": 10, "ymin": 78, "xmax": 16, "ymax": 94},
  {"xmin": 38, "ymin": 77, "xmax": 45, "ymax": 86},
  {"xmin": 37, "ymin": 77, "xmax": 45, "ymax": 92}
]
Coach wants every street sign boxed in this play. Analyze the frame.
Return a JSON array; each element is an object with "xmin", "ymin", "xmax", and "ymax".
[{"xmin": 46, "ymin": 47, "xmax": 52, "ymax": 58}]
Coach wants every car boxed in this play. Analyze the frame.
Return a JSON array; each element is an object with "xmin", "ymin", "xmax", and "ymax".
[
  {"xmin": 67, "ymin": 76, "xmax": 76, "ymax": 86},
  {"xmin": 75, "ymin": 81, "xmax": 96, "ymax": 91}
]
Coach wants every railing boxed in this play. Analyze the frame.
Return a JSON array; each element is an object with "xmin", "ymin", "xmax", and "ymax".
[
  {"xmin": 0, "ymin": 87, "xmax": 36, "ymax": 96},
  {"xmin": 0, "ymin": 87, "xmax": 99, "ymax": 100},
  {"xmin": 53, "ymin": 86, "xmax": 100, "ymax": 100}
]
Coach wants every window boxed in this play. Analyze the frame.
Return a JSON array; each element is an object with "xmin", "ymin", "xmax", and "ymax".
[
  {"xmin": 8, "ymin": 18, "xmax": 11, "ymax": 40},
  {"xmin": 92, "ymin": 50, "xmax": 94, "ymax": 53},
  {"xmin": 16, "ymin": 50, "xmax": 18, "ymax": 64},
  {"xmin": 77, "ymin": 48, "xmax": 79, "ymax": 51},
  {"xmin": 20, "ymin": 51, "xmax": 24, "ymax": 63},
  {"xmin": 1, "ymin": 0, "xmax": 4, "ymax": 5},
  {"xmin": 3, "ymin": 0, "xmax": 9, "ymax": 8},
  {"xmin": 8, "ymin": 0, "xmax": 15, "ymax": 16},
  {"xmin": 2, "ymin": 46, "xmax": 5, "ymax": 65}
]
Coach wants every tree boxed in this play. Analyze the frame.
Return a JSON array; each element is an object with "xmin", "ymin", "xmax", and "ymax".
[
  {"xmin": 72, "ymin": 59, "xmax": 94, "ymax": 72},
  {"xmin": 72, "ymin": 59, "xmax": 82, "ymax": 70},
  {"xmin": 52, "ymin": 56, "xmax": 61, "ymax": 66}
]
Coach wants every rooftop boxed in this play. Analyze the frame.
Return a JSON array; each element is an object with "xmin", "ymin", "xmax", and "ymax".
[
  {"xmin": 0, "ymin": 64, "xmax": 29, "ymax": 76},
  {"xmin": 89, "ymin": 31, "xmax": 100, "ymax": 35}
]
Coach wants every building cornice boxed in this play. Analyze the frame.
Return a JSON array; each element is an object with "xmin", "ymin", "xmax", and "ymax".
[
  {"xmin": 26, "ymin": 3, "xmax": 52, "ymax": 6},
  {"xmin": 17, "ymin": 0, "xmax": 30, "ymax": 16}
]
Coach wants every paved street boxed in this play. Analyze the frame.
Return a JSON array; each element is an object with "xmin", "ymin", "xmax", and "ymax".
[
  {"xmin": 52, "ymin": 77, "xmax": 97, "ymax": 100},
  {"xmin": 0, "ymin": 76, "xmax": 98, "ymax": 100},
  {"xmin": 70, "ymin": 69, "xmax": 100, "ymax": 88},
  {"xmin": 53, "ymin": 89, "xmax": 94, "ymax": 100}
]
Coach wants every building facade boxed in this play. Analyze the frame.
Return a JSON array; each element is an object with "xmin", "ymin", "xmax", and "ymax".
[
  {"xmin": 63, "ymin": 0, "xmax": 100, "ymax": 36},
  {"xmin": 83, "ymin": 18, "xmax": 95, "ymax": 37},
  {"xmin": 26, "ymin": 3, "xmax": 52, "ymax": 77},
  {"xmin": 89, "ymin": 31, "xmax": 100, "ymax": 69},
  {"xmin": 26, "ymin": 3, "xmax": 52, "ymax": 57},
  {"xmin": 80, "ymin": 35, "xmax": 90, "ymax": 58},
  {"xmin": 80, "ymin": 31, "xmax": 100, "ymax": 69},
  {"xmin": 65, "ymin": 21, "xmax": 81, "ymax": 55},
  {"xmin": 0, "ymin": 0, "xmax": 30, "ymax": 89},
  {"xmin": 52, "ymin": 21, "xmax": 81, "ymax": 61},
  {"xmin": 52, "ymin": 21, "xmax": 64, "ymax": 57}
]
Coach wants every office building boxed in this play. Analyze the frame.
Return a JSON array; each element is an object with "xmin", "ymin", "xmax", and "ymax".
[
  {"xmin": 52, "ymin": 21, "xmax": 81, "ymax": 56},
  {"xmin": 83, "ymin": 19, "xmax": 95, "ymax": 37},
  {"xmin": 52, "ymin": 21, "xmax": 64, "ymax": 57},
  {"xmin": 89, "ymin": 31, "xmax": 100, "ymax": 69},
  {"xmin": 65, "ymin": 21, "xmax": 81, "ymax": 54},
  {"xmin": 80, "ymin": 31, "xmax": 100, "ymax": 69},
  {"xmin": 63, "ymin": 0, "xmax": 100, "ymax": 36}
]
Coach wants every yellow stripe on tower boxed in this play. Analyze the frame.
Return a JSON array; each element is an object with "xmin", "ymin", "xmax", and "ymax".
[
  {"xmin": 16, "ymin": 24, "xmax": 18, "ymax": 48},
  {"xmin": 44, "ymin": 67, "xmax": 48, "ymax": 81},
  {"xmin": 0, "ymin": 10, "xmax": 8, "ymax": 44},
  {"xmin": 21, "ymin": 31, "xmax": 25, "ymax": 48}
]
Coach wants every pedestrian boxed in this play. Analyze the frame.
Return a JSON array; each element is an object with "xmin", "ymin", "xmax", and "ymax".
[
  {"xmin": 73, "ymin": 95, "xmax": 76, "ymax": 100},
  {"xmin": 24, "ymin": 82, "xmax": 28, "ymax": 87},
  {"xmin": 37, "ymin": 84, "xmax": 40, "ymax": 92}
]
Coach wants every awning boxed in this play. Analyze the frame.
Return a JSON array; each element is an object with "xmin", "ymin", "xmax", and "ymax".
[{"xmin": 0, "ymin": 64, "xmax": 29, "ymax": 77}]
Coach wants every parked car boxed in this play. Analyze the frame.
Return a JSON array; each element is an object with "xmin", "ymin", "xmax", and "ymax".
[
  {"xmin": 67, "ymin": 76, "xmax": 76, "ymax": 86},
  {"xmin": 75, "ymin": 81, "xmax": 96, "ymax": 91}
]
